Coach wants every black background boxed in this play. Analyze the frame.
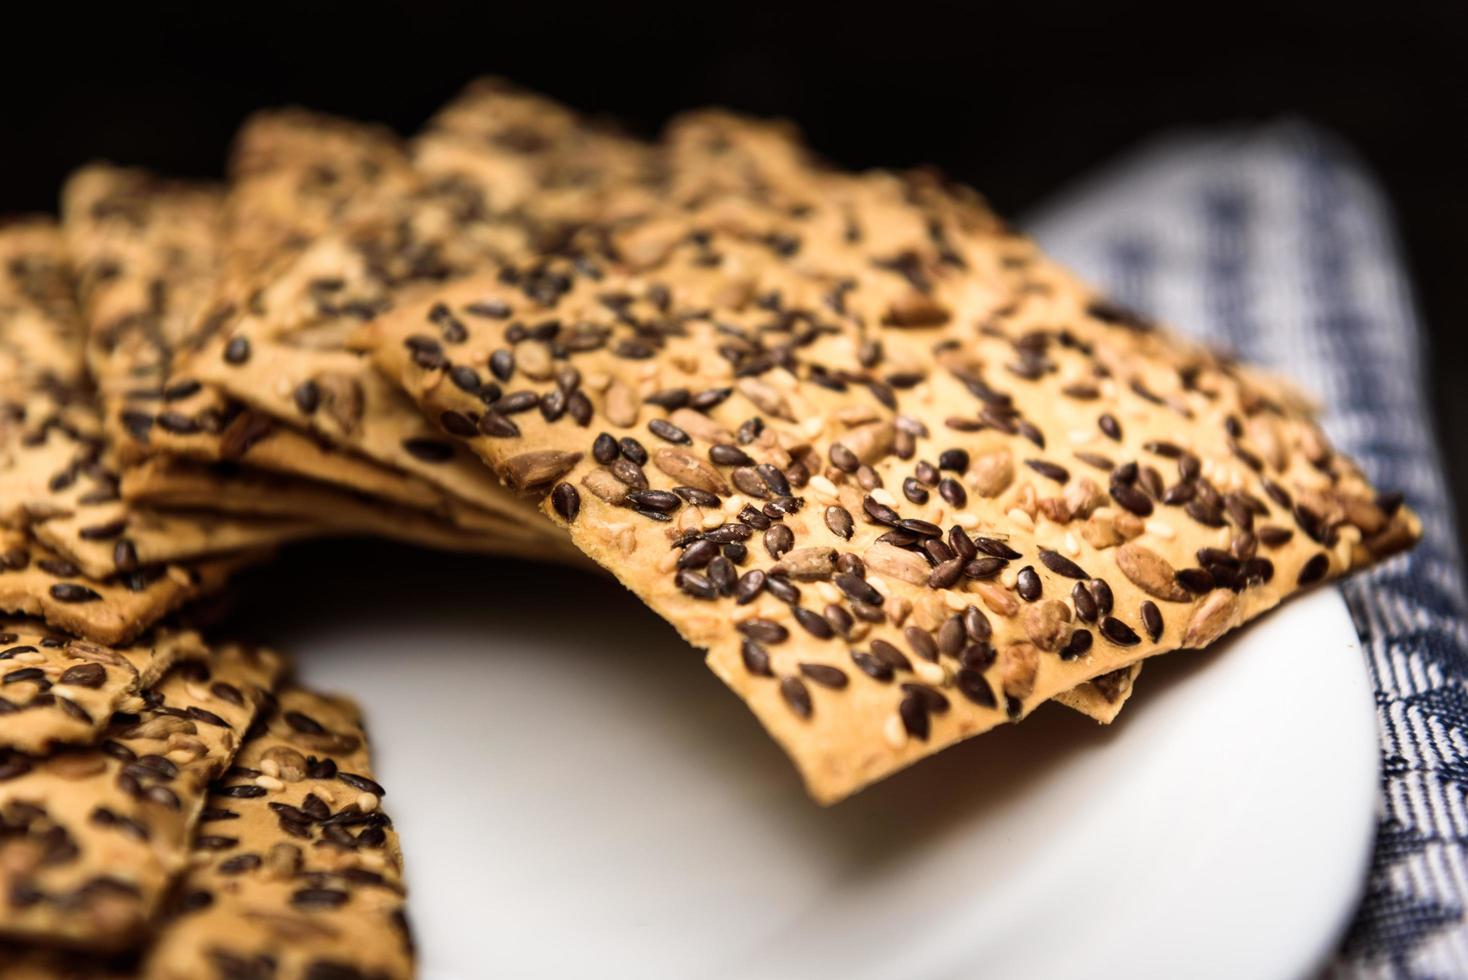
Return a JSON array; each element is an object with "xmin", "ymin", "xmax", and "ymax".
[{"xmin": 5, "ymin": 2, "xmax": 1464, "ymax": 549}]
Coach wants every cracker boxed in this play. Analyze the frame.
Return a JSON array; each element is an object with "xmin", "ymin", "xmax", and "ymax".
[
  {"xmin": 176, "ymin": 110, "xmax": 540, "ymax": 516},
  {"xmin": 0, "ymin": 217, "xmax": 89, "ymax": 390},
  {"xmin": 0, "ymin": 530, "xmax": 261, "ymax": 646},
  {"xmin": 170, "ymin": 101, "xmax": 637, "ymax": 534},
  {"xmin": 1, "ymin": 217, "xmax": 323, "ymax": 593},
  {"xmin": 60, "ymin": 165, "xmax": 223, "ymax": 418},
  {"xmin": 425, "ymin": 85, "xmax": 1136, "ymax": 722},
  {"xmin": 359, "ymin": 142, "xmax": 1417, "ymax": 802},
  {"xmin": 0, "ymin": 623, "xmax": 208, "ymax": 753},
  {"xmin": 142, "ymin": 687, "xmax": 412, "ymax": 980},
  {"xmin": 411, "ymin": 76, "xmax": 660, "ymax": 228},
  {"xmin": 60, "ymin": 163, "xmax": 522, "ymax": 535},
  {"xmin": 0, "ymin": 383, "xmax": 310, "ymax": 582},
  {"xmin": 121, "ymin": 456, "xmax": 586, "ymax": 564},
  {"xmin": 27, "ymin": 501, "xmax": 315, "ymax": 583},
  {"xmin": 0, "ymin": 640, "xmax": 284, "ymax": 950}
]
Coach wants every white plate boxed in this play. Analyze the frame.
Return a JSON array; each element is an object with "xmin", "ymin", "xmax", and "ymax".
[{"xmin": 234, "ymin": 543, "xmax": 1378, "ymax": 980}]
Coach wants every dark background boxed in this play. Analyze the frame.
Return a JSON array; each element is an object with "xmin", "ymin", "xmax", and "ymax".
[{"xmin": 4, "ymin": 2, "xmax": 1464, "ymax": 549}]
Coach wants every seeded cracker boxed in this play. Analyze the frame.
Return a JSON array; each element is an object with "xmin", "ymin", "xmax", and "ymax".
[
  {"xmin": 61, "ymin": 162, "xmax": 527, "ymax": 530},
  {"xmin": 119, "ymin": 456, "xmax": 585, "ymax": 565},
  {"xmin": 0, "ymin": 622, "xmax": 208, "ymax": 754},
  {"xmin": 409, "ymin": 81, "xmax": 1142, "ymax": 719},
  {"xmin": 0, "ymin": 641, "xmax": 284, "ymax": 950},
  {"xmin": 360, "ymin": 110, "xmax": 1417, "ymax": 802},
  {"xmin": 0, "ymin": 220, "xmax": 295, "ymax": 642},
  {"xmin": 60, "ymin": 164, "xmax": 547, "ymax": 554},
  {"xmin": 420, "ymin": 84, "xmax": 1146, "ymax": 723},
  {"xmin": 172, "ymin": 110, "xmax": 556, "ymax": 535},
  {"xmin": 131, "ymin": 81, "xmax": 1131, "ymax": 718},
  {"xmin": 409, "ymin": 77, "xmax": 663, "ymax": 233},
  {"xmin": 169, "ymin": 83, "xmax": 687, "ymax": 537},
  {"xmin": 0, "ymin": 529, "xmax": 260, "ymax": 647},
  {"xmin": 142, "ymin": 687, "xmax": 411, "ymax": 980}
]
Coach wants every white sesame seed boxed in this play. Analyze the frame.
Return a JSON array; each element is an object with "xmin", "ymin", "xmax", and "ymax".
[
  {"xmin": 885, "ymin": 596, "xmax": 912, "ymax": 626},
  {"xmin": 357, "ymin": 793, "xmax": 379, "ymax": 813},
  {"xmin": 1007, "ymin": 507, "xmax": 1035, "ymax": 531},
  {"xmin": 914, "ymin": 660, "xmax": 947, "ymax": 686},
  {"xmin": 808, "ymin": 474, "xmax": 840, "ymax": 500},
  {"xmin": 1064, "ymin": 532, "xmax": 1081, "ymax": 555},
  {"xmin": 871, "ymin": 487, "xmax": 898, "ymax": 507},
  {"xmin": 866, "ymin": 575, "xmax": 893, "ymax": 598},
  {"xmin": 256, "ymin": 775, "xmax": 285, "ymax": 792},
  {"xmin": 884, "ymin": 714, "xmax": 908, "ymax": 749},
  {"xmin": 1145, "ymin": 520, "xmax": 1176, "ymax": 540},
  {"xmin": 769, "ymin": 369, "xmax": 799, "ymax": 390},
  {"xmin": 954, "ymin": 512, "xmax": 980, "ymax": 529}
]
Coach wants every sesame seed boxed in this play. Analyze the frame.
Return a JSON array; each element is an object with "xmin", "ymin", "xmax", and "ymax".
[
  {"xmin": 1145, "ymin": 520, "xmax": 1176, "ymax": 539},
  {"xmin": 884, "ymin": 714, "xmax": 908, "ymax": 748},
  {"xmin": 1007, "ymin": 508, "xmax": 1035, "ymax": 530},
  {"xmin": 914, "ymin": 660, "xmax": 946, "ymax": 686}
]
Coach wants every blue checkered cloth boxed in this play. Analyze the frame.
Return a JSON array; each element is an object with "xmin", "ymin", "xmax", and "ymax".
[{"xmin": 1025, "ymin": 123, "xmax": 1466, "ymax": 978}]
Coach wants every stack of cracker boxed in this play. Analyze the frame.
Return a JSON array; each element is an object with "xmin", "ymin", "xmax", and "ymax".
[
  {"xmin": 0, "ymin": 625, "xmax": 411, "ymax": 977},
  {"xmin": 0, "ymin": 78, "xmax": 1419, "ymax": 972}
]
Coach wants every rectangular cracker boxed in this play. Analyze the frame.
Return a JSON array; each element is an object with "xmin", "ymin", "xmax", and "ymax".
[
  {"xmin": 358, "ymin": 112, "xmax": 1417, "ymax": 803},
  {"xmin": 142, "ymin": 687, "xmax": 411, "ymax": 980},
  {"xmin": 0, "ymin": 530, "xmax": 263, "ymax": 647},
  {"xmin": 0, "ymin": 217, "xmax": 89, "ymax": 390},
  {"xmin": 120, "ymin": 456, "xmax": 587, "ymax": 565},
  {"xmin": 172, "ymin": 109, "xmax": 549, "ymax": 527},
  {"xmin": 168, "ymin": 98, "xmax": 661, "ymax": 540},
  {"xmin": 423, "ymin": 82, "xmax": 1147, "ymax": 724},
  {"xmin": 0, "ymin": 229, "xmax": 316, "ymax": 577},
  {"xmin": 59, "ymin": 163, "xmax": 505, "ymax": 531},
  {"xmin": 429, "ymin": 89, "xmax": 1150, "ymax": 725},
  {"xmin": 0, "ymin": 216, "xmax": 309, "ymax": 628},
  {"xmin": 0, "ymin": 639, "xmax": 284, "ymax": 950},
  {"xmin": 151, "ymin": 88, "xmax": 1119, "ymax": 719},
  {"xmin": 0, "ymin": 688, "xmax": 410, "ymax": 979},
  {"xmin": 0, "ymin": 623, "xmax": 209, "ymax": 753}
]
